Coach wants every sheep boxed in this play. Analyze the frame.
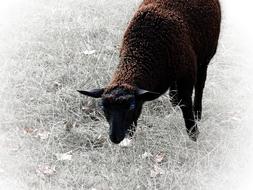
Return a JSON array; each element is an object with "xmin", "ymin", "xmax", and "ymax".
[{"xmin": 78, "ymin": 0, "xmax": 221, "ymax": 144}]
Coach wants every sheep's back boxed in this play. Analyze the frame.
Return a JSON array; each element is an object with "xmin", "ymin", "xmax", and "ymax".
[{"xmin": 142, "ymin": 0, "xmax": 221, "ymax": 63}]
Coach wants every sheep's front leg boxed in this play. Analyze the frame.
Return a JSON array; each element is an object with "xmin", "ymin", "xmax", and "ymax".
[{"xmin": 178, "ymin": 80, "xmax": 199, "ymax": 141}]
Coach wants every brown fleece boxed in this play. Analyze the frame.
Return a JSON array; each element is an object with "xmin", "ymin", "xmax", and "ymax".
[{"xmin": 106, "ymin": 0, "xmax": 221, "ymax": 94}]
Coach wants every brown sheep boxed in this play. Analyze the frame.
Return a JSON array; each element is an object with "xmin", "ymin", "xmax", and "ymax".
[{"xmin": 78, "ymin": 0, "xmax": 221, "ymax": 144}]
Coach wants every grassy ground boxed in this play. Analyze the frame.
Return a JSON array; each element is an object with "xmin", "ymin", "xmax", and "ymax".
[{"xmin": 0, "ymin": 0, "xmax": 253, "ymax": 189}]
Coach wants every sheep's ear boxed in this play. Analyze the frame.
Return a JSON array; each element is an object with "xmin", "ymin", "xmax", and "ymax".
[
  {"xmin": 77, "ymin": 88, "xmax": 104, "ymax": 98},
  {"xmin": 136, "ymin": 88, "xmax": 160, "ymax": 101}
]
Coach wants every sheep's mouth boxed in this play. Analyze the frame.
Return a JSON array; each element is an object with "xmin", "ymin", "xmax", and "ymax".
[
  {"xmin": 109, "ymin": 124, "xmax": 136, "ymax": 144},
  {"xmin": 109, "ymin": 134, "xmax": 125, "ymax": 144}
]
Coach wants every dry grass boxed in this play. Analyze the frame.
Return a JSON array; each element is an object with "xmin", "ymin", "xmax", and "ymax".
[{"xmin": 0, "ymin": 0, "xmax": 253, "ymax": 190}]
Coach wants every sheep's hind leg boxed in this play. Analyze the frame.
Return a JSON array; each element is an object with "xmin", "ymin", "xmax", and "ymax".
[
  {"xmin": 194, "ymin": 64, "xmax": 208, "ymax": 121},
  {"xmin": 169, "ymin": 82, "xmax": 179, "ymax": 107},
  {"xmin": 178, "ymin": 80, "xmax": 199, "ymax": 141}
]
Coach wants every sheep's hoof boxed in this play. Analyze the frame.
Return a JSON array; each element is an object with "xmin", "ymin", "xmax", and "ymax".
[{"xmin": 187, "ymin": 127, "xmax": 200, "ymax": 142}]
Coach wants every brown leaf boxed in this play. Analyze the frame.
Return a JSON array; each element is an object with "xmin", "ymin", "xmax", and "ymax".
[
  {"xmin": 23, "ymin": 127, "xmax": 37, "ymax": 134},
  {"xmin": 154, "ymin": 152, "xmax": 166, "ymax": 163}
]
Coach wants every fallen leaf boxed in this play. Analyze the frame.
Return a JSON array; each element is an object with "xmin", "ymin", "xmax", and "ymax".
[
  {"xmin": 83, "ymin": 50, "xmax": 96, "ymax": 55},
  {"xmin": 23, "ymin": 127, "xmax": 37, "ymax": 134},
  {"xmin": 55, "ymin": 152, "xmax": 72, "ymax": 161},
  {"xmin": 150, "ymin": 164, "xmax": 165, "ymax": 178},
  {"xmin": 141, "ymin": 152, "xmax": 153, "ymax": 159},
  {"xmin": 36, "ymin": 164, "xmax": 56, "ymax": 177},
  {"xmin": 154, "ymin": 152, "xmax": 166, "ymax": 163}
]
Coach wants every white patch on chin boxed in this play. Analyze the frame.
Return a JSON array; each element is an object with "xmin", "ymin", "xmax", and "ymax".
[{"xmin": 119, "ymin": 138, "xmax": 132, "ymax": 147}]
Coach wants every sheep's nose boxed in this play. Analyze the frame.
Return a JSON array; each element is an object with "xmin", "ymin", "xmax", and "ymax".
[{"xmin": 109, "ymin": 135, "xmax": 124, "ymax": 144}]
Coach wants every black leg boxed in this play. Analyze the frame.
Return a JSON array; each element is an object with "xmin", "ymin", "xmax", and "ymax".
[
  {"xmin": 169, "ymin": 81, "xmax": 179, "ymax": 107},
  {"xmin": 194, "ymin": 64, "xmax": 208, "ymax": 120},
  {"xmin": 178, "ymin": 80, "xmax": 199, "ymax": 141}
]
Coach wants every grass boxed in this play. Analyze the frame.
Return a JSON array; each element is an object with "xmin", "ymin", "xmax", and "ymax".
[{"xmin": 0, "ymin": 0, "xmax": 253, "ymax": 189}]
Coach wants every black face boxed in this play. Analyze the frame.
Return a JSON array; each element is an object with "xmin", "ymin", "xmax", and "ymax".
[
  {"xmin": 101, "ymin": 92, "xmax": 143, "ymax": 144},
  {"xmin": 78, "ymin": 86, "xmax": 160, "ymax": 144}
]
